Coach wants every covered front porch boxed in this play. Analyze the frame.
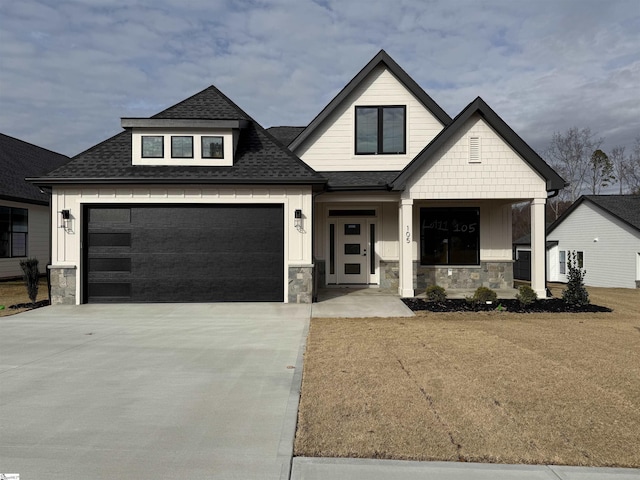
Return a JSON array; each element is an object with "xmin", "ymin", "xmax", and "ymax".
[{"xmin": 312, "ymin": 193, "xmax": 547, "ymax": 299}]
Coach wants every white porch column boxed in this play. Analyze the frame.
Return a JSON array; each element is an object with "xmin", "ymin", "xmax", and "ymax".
[
  {"xmin": 531, "ymin": 198, "xmax": 547, "ymax": 298},
  {"xmin": 399, "ymin": 199, "xmax": 414, "ymax": 297}
]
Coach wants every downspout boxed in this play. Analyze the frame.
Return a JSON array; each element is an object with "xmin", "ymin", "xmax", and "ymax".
[
  {"xmin": 40, "ymin": 186, "xmax": 53, "ymax": 302},
  {"xmin": 544, "ymin": 189, "xmax": 559, "ymax": 296},
  {"xmin": 311, "ymin": 189, "xmax": 325, "ymax": 302}
]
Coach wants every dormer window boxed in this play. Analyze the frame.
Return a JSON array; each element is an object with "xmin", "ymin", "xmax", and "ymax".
[
  {"xmin": 123, "ymin": 118, "xmax": 248, "ymax": 167},
  {"xmin": 142, "ymin": 136, "xmax": 163, "ymax": 158},
  {"xmin": 171, "ymin": 136, "xmax": 193, "ymax": 158},
  {"xmin": 202, "ymin": 136, "xmax": 224, "ymax": 159},
  {"xmin": 355, "ymin": 106, "xmax": 406, "ymax": 155}
]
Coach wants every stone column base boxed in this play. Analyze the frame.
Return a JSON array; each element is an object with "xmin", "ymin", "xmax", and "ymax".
[
  {"xmin": 288, "ymin": 265, "xmax": 313, "ymax": 304},
  {"xmin": 48, "ymin": 265, "xmax": 77, "ymax": 305}
]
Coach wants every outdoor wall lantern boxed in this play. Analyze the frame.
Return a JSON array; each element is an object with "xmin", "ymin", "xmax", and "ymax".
[
  {"xmin": 60, "ymin": 209, "xmax": 71, "ymax": 230},
  {"xmin": 294, "ymin": 209, "xmax": 303, "ymax": 230}
]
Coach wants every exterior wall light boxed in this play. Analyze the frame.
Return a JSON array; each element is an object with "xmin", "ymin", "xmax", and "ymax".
[
  {"xmin": 294, "ymin": 209, "xmax": 303, "ymax": 231},
  {"xmin": 60, "ymin": 209, "xmax": 71, "ymax": 230}
]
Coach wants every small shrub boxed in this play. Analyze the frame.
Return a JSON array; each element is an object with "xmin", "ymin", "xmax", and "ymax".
[
  {"xmin": 562, "ymin": 251, "xmax": 589, "ymax": 306},
  {"xmin": 425, "ymin": 285, "xmax": 447, "ymax": 302},
  {"xmin": 472, "ymin": 286, "xmax": 497, "ymax": 304},
  {"xmin": 20, "ymin": 258, "xmax": 40, "ymax": 304},
  {"xmin": 516, "ymin": 285, "xmax": 538, "ymax": 306}
]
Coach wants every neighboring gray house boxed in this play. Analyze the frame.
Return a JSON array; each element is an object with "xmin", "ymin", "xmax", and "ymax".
[
  {"xmin": 546, "ymin": 195, "xmax": 640, "ymax": 288},
  {"xmin": 29, "ymin": 50, "xmax": 565, "ymax": 304},
  {"xmin": 0, "ymin": 133, "xmax": 69, "ymax": 279}
]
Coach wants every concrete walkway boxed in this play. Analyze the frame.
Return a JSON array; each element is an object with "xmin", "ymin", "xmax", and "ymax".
[
  {"xmin": 291, "ymin": 457, "xmax": 640, "ymax": 479},
  {"xmin": 0, "ymin": 303, "xmax": 309, "ymax": 480},
  {"xmin": 312, "ymin": 288, "xmax": 415, "ymax": 318}
]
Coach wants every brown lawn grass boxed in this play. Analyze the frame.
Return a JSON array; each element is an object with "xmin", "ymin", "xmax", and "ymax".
[
  {"xmin": 295, "ymin": 286, "xmax": 640, "ymax": 467},
  {"xmin": 0, "ymin": 277, "xmax": 49, "ymax": 317}
]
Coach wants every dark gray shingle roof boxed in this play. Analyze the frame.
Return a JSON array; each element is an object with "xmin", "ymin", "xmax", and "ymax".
[
  {"xmin": 584, "ymin": 195, "xmax": 640, "ymax": 231},
  {"xmin": 548, "ymin": 195, "xmax": 640, "ymax": 234},
  {"xmin": 321, "ymin": 171, "xmax": 400, "ymax": 190},
  {"xmin": 266, "ymin": 126, "xmax": 305, "ymax": 147},
  {"xmin": 0, "ymin": 133, "xmax": 69, "ymax": 204},
  {"xmin": 31, "ymin": 86, "xmax": 325, "ymax": 186}
]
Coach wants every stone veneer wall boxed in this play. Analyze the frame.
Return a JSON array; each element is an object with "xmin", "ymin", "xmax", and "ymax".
[
  {"xmin": 416, "ymin": 261, "xmax": 514, "ymax": 292},
  {"xmin": 380, "ymin": 260, "xmax": 399, "ymax": 291},
  {"xmin": 48, "ymin": 265, "xmax": 76, "ymax": 305},
  {"xmin": 288, "ymin": 265, "xmax": 313, "ymax": 304}
]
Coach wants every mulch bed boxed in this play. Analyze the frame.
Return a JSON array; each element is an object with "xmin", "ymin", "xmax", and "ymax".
[
  {"xmin": 8, "ymin": 299, "xmax": 51, "ymax": 310},
  {"xmin": 402, "ymin": 298, "xmax": 612, "ymax": 313}
]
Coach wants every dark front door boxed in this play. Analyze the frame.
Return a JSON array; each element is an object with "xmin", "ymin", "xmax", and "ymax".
[{"xmin": 84, "ymin": 205, "xmax": 284, "ymax": 303}]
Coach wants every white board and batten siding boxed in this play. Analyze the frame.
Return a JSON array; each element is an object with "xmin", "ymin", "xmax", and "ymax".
[
  {"xmin": 548, "ymin": 201, "xmax": 640, "ymax": 288},
  {"xmin": 297, "ymin": 65, "xmax": 445, "ymax": 172},
  {"xmin": 50, "ymin": 185, "xmax": 314, "ymax": 302},
  {"xmin": 0, "ymin": 200, "xmax": 50, "ymax": 279}
]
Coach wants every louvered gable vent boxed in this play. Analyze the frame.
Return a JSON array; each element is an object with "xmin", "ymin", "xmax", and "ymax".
[{"xmin": 469, "ymin": 136, "xmax": 481, "ymax": 163}]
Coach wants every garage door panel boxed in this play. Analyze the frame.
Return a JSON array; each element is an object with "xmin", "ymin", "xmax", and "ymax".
[{"xmin": 85, "ymin": 205, "xmax": 284, "ymax": 303}]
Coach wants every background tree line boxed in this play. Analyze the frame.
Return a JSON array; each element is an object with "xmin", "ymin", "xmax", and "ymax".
[
  {"xmin": 545, "ymin": 128, "xmax": 640, "ymax": 219},
  {"xmin": 513, "ymin": 128, "xmax": 640, "ymax": 241}
]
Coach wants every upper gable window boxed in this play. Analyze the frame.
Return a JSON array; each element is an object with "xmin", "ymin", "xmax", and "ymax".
[
  {"xmin": 171, "ymin": 136, "xmax": 193, "ymax": 158},
  {"xmin": 202, "ymin": 136, "xmax": 224, "ymax": 159},
  {"xmin": 141, "ymin": 136, "xmax": 164, "ymax": 158},
  {"xmin": 355, "ymin": 106, "xmax": 405, "ymax": 155}
]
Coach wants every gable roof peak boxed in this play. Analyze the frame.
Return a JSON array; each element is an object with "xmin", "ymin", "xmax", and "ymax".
[
  {"xmin": 151, "ymin": 84, "xmax": 252, "ymax": 121},
  {"xmin": 390, "ymin": 96, "xmax": 567, "ymax": 192},
  {"xmin": 548, "ymin": 194, "xmax": 640, "ymax": 234},
  {"xmin": 289, "ymin": 49, "xmax": 452, "ymax": 152}
]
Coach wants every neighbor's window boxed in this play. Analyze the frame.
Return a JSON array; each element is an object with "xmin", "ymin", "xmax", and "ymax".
[
  {"xmin": 202, "ymin": 136, "xmax": 224, "ymax": 159},
  {"xmin": 420, "ymin": 208, "xmax": 479, "ymax": 265},
  {"xmin": 0, "ymin": 206, "xmax": 28, "ymax": 258},
  {"xmin": 355, "ymin": 106, "xmax": 405, "ymax": 155},
  {"xmin": 171, "ymin": 136, "xmax": 193, "ymax": 158},
  {"xmin": 559, "ymin": 250, "xmax": 566, "ymax": 274},
  {"xmin": 576, "ymin": 251, "xmax": 584, "ymax": 269},
  {"xmin": 142, "ymin": 136, "xmax": 163, "ymax": 158}
]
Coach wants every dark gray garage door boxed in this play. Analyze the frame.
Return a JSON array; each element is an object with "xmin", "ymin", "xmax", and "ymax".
[{"xmin": 84, "ymin": 205, "xmax": 284, "ymax": 303}]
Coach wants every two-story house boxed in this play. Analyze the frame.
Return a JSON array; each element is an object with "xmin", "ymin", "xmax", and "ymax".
[{"xmin": 30, "ymin": 50, "xmax": 565, "ymax": 304}]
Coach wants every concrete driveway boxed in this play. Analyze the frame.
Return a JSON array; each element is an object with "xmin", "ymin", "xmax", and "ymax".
[{"xmin": 0, "ymin": 303, "xmax": 310, "ymax": 480}]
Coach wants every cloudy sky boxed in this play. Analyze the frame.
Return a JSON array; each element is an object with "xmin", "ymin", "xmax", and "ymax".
[{"xmin": 1, "ymin": 0, "xmax": 638, "ymax": 159}]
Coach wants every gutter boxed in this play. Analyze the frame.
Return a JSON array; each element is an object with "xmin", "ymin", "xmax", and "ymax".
[{"xmin": 26, "ymin": 177, "xmax": 328, "ymax": 187}]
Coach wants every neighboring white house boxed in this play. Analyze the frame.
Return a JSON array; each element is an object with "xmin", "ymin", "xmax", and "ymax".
[
  {"xmin": 546, "ymin": 195, "xmax": 640, "ymax": 288},
  {"xmin": 29, "ymin": 50, "xmax": 565, "ymax": 304},
  {"xmin": 0, "ymin": 133, "xmax": 69, "ymax": 279}
]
